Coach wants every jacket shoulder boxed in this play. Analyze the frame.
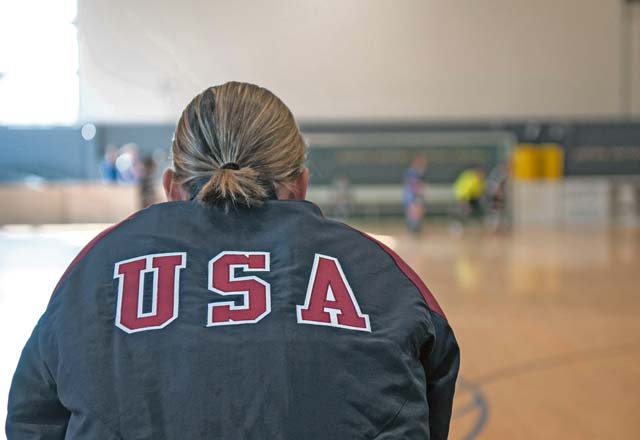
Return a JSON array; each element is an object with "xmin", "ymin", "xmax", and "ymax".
[
  {"xmin": 332, "ymin": 222, "xmax": 447, "ymax": 320},
  {"xmin": 50, "ymin": 203, "xmax": 175, "ymax": 298}
]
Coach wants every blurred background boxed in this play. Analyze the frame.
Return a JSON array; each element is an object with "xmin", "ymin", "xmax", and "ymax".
[{"xmin": 1, "ymin": 0, "xmax": 640, "ymax": 438}]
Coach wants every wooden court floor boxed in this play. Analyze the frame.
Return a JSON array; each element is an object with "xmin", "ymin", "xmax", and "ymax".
[
  {"xmin": 1, "ymin": 223, "xmax": 639, "ymax": 439},
  {"xmin": 358, "ymin": 223, "xmax": 640, "ymax": 440}
]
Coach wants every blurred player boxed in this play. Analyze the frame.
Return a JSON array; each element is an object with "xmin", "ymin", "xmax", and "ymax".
[
  {"xmin": 115, "ymin": 143, "xmax": 141, "ymax": 184},
  {"xmin": 329, "ymin": 174, "xmax": 352, "ymax": 221},
  {"xmin": 139, "ymin": 155, "xmax": 158, "ymax": 208},
  {"xmin": 403, "ymin": 154, "xmax": 428, "ymax": 234},
  {"xmin": 99, "ymin": 145, "xmax": 119, "ymax": 183},
  {"xmin": 7, "ymin": 82, "xmax": 459, "ymax": 440},
  {"xmin": 485, "ymin": 162, "xmax": 509, "ymax": 233},
  {"xmin": 453, "ymin": 165, "xmax": 486, "ymax": 222}
]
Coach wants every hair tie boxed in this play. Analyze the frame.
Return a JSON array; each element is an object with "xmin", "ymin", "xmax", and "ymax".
[{"xmin": 220, "ymin": 162, "xmax": 240, "ymax": 170}]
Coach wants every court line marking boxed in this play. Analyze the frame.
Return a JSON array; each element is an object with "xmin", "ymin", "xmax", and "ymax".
[
  {"xmin": 453, "ymin": 376, "xmax": 490, "ymax": 440},
  {"xmin": 452, "ymin": 341, "xmax": 640, "ymax": 439}
]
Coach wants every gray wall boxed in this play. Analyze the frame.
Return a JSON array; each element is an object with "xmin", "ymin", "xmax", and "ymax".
[
  {"xmin": 631, "ymin": 1, "xmax": 640, "ymax": 115},
  {"xmin": 77, "ymin": 0, "xmax": 637, "ymax": 122},
  {"xmin": 0, "ymin": 127, "xmax": 98, "ymax": 181},
  {"xmin": 2, "ymin": 120, "xmax": 639, "ymax": 182}
]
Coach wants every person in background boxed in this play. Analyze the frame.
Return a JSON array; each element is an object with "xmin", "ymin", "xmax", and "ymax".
[
  {"xmin": 453, "ymin": 165, "xmax": 486, "ymax": 222},
  {"xmin": 485, "ymin": 162, "xmax": 509, "ymax": 233},
  {"xmin": 139, "ymin": 155, "xmax": 158, "ymax": 208},
  {"xmin": 403, "ymin": 154, "xmax": 428, "ymax": 234},
  {"xmin": 115, "ymin": 143, "xmax": 142, "ymax": 184},
  {"xmin": 329, "ymin": 174, "xmax": 352, "ymax": 221},
  {"xmin": 99, "ymin": 145, "xmax": 119, "ymax": 183}
]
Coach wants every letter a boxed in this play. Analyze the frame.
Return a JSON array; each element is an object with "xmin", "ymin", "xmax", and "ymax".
[{"xmin": 297, "ymin": 254, "xmax": 371, "ymax": 332}]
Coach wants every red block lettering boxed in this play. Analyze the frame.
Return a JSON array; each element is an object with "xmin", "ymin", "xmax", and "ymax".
[
  {"xmin": 114, "ymin": 252, "xmax": 186, "ymax": 333},
  {"xmin": 207, "ymin": 252, "xmax": 271, "ymax": 326},
  {"xmin": 297, "ymin": 254, "xmax": 371, "ymax": 332}
]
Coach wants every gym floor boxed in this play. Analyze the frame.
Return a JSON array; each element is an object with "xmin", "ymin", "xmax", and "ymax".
[{"xmin": 1, "ymin": 222, "xmax": 639, "ymax": 439}]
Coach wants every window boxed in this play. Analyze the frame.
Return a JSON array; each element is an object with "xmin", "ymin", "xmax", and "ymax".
[{"xmin": 0, "ymin": 0, "xmax": 78, "ymax": 125}]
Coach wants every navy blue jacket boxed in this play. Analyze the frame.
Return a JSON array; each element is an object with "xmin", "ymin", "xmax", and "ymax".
[{"xmin": 7, "ymin": 200, "xmax": 459, "ymax": 439}]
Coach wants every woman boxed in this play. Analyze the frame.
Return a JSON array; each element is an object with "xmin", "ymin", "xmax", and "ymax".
[{"xmin": 7, "ymin": 82, "xmax": 459, "ymax": 439}]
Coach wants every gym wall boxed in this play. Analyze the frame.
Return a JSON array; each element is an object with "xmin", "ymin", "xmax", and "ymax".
[{"xmin": 77, "ymin": 0, "xmax": 634, "ymax": 122}]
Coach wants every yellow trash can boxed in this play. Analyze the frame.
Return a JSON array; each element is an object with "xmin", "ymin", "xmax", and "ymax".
[
  {"xmin": 513, "ymin": 144, "xmax": 541, "ymax": 179},
  {"xmin": 540, "ymin": 143, "xmax": 564, "ymax": 179}
]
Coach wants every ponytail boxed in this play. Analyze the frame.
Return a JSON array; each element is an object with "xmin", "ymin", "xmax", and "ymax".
[
  {"xmin": 171, "ymin": 82, "xmax": 305, "ymax": 208},
  {"xmin": 197, "ymin": 166, "xmax": 270, "ymax": 206}
]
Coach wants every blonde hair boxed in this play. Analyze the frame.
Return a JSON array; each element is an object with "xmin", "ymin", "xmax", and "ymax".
[{"xmin": 171, "ymin": 82, "xmax": 306, "ymax": 207}]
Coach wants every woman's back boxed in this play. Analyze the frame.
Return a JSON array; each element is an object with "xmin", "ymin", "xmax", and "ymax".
[
  {"xmin": 8, "ymin": 200, "xmax": 457, "ymax": 439},
  {"xmin": 7, "ymin": 82, "xmax": 458, "ymax": 440}
]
